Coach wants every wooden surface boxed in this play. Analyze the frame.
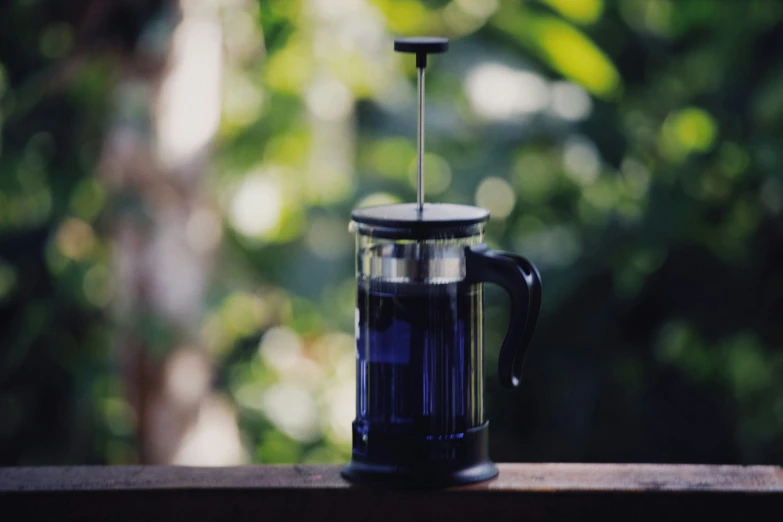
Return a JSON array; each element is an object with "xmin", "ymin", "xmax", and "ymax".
[{"xmin": 1, "ymin": 463, "xmax": 782, "ymax": 521}]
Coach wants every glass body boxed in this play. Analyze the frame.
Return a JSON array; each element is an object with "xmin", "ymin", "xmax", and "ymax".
[
  {"xmin": 352, "ymin": 224, "xmax": 486, "ymax": 444},
  {"xmin": 345, "ymin": 203, "xmax": 540, "ymax": 486}
]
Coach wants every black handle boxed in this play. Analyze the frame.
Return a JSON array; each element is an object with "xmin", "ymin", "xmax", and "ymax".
[{"xmin": 465, "ymin": 245, "xmax": 542, "ymax": 389}]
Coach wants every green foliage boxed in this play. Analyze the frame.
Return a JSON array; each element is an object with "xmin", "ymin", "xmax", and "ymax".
[{"xmin": 3, "ymin": 0, "xmax": 783, "ymax": 466}]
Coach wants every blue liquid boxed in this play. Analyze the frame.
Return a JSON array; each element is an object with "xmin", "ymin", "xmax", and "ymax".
[{"xmin": 355, "ymin": 280, "xmax": 484, "ymax": 437}]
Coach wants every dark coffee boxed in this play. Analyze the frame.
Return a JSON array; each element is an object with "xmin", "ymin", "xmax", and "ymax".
[{"xmin": 355, "ymin": 280, "xmax": 484, "ymax": 436}]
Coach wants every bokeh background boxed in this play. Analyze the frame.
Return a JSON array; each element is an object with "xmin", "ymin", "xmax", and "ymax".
[{"xmin": 2, "ymin": 0, "xmax": 783, "ymax": 467}]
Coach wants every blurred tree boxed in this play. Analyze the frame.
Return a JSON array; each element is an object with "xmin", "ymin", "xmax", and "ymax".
[
  {"xmin": 2, "ymin": 0, "xmax": 783, "ymax": 467},
  {"xmin": 99, "ymin": 0, "xmax": 244, "ymax": 465},
  {"xmin": 0, "ymin": 0, "xmax": 167, "ymax": 464}
]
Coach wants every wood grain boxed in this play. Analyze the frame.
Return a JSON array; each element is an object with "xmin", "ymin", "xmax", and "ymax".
[{"xmin": 1, "ymin": 464, "xmax": 781, "ymax": 521}]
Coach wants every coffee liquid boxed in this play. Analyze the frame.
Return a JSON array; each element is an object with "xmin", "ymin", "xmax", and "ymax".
[{"xmin": 355, "ymin": 280, "xmax": 484, "ymax": 436}]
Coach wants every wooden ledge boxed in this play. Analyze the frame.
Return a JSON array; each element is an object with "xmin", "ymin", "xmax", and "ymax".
[{"xmin": 1, "ymin": 464, "xmax": 782, "ymax": 521}]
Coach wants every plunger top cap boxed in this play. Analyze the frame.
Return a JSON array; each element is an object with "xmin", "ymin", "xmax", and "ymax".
[{"xmin": 394, "ymin": 37, "xmax": 449, "ymax": 68}]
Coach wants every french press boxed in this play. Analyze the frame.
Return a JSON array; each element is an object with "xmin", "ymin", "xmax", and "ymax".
[{"xmin": 342, "ymin": 38, "xmax": 542, "ymax": 488}]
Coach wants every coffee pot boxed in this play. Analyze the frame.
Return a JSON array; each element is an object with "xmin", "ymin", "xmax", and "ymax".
[{"xmin": 342, "ymin": 38, "xmax": 542, "ymax": 487}]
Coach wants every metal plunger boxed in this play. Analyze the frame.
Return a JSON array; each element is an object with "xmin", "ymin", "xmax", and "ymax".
[
  {"xmin": 394, "ymin": 37, "xmax": 449, "ymax": 212},
  {"xmin": 416, "ymin": 65, "xmax": 425, "ymax": 211}
]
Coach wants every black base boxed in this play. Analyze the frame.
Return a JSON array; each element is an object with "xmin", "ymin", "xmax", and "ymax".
[
  {"xmin": 341, "ymin": 422, "xmax": 498, "ymax": 489},
  {"xmin": 341, "ymin": 459, "xmax": 498, "ymax": 489}
]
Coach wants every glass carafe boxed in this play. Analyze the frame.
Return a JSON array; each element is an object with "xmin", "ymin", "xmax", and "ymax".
[{"xmin": 342, "ymin": 203, "xmax": 542, "ymax": 487}]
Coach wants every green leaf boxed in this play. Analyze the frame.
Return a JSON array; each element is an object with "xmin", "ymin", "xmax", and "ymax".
[
  {"xmin": 540, "ymin": 0, "xmax": 604, "ymax": 25},
  {"xmin": 493, "ymin": 9, "xmax": 622, "ymax": 99}
]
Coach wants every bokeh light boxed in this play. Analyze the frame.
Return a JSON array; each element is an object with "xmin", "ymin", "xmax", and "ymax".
[
  {"xmin": 229, "ymin": 173, "xmax": 284, "ymax": 239},
  {"xmin": 562, "ymin": 135, "xmax": 601, "ymax": 186},
  {"xmin": 465, "ymin": 63, "xmax": 549, "ymax": 121},
  {"xmin": 549, "ymin": 81, "xmax": 592, "ymax": 121},
  {"xmin": 476, "ymin": 177, "xmax": 516, "ymax": 220}
]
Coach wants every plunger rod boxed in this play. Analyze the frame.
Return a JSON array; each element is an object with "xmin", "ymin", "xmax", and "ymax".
[
  {"xmin": 417, "ymin": 66, "xmax": 425, "ymax": 212},
  {"xmin": 392, "ymin": 37, "xmax": 448, "ymax": 212}
]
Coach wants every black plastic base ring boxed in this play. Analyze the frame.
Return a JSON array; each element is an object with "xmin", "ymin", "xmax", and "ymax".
[
  {"xmin": 341, "ymin": 422, "xmax": 498, "ymax": 489},
  {"xmin": 341, "ymin": 459, "xmax": 498, "ymax": 489}
]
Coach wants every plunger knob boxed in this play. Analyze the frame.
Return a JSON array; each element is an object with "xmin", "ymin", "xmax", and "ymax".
[{"xmin": 394, "ymin": 37, "xmax": 449, "ymax": 68}]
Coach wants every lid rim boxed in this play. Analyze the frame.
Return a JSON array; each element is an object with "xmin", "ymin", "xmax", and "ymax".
[
  {"xmin": 351, "ymin": 203, "xmax": 489, "ymax": 229},
  {"xmin": 352, "ymin": 223, "xmax": 483, "ymax": 240}
]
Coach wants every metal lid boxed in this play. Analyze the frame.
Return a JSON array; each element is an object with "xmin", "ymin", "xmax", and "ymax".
[{"xmin": 351, "ymin": 203, "xmax": 489, "ymax": 238}]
